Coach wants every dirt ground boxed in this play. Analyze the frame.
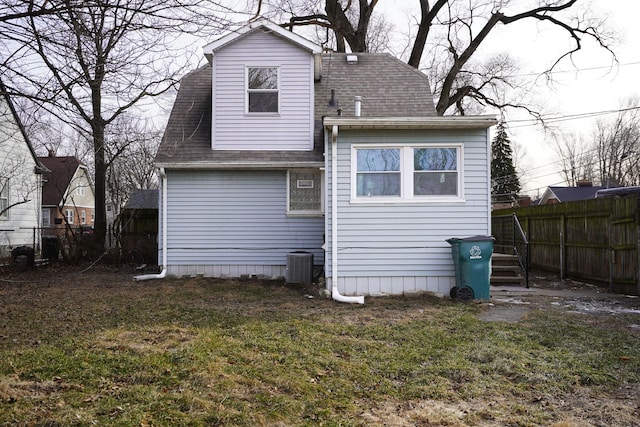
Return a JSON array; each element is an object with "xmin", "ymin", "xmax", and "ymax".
[{"xmin": 1, "ymin": 264, "xmax": 639, "ymax": 426}]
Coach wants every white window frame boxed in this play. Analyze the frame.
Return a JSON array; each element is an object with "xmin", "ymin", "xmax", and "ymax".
[
  {"xmin": 42, "ymin": 208, "xmax": 50, "ymax": 227},
  {"xmin": 76, "ymin": 185, "xmax": 85, "ymax": 196},
  {"xmin": 81, "ymin": 210, "xmax": 86, "ymax": 224},
  {"xmin": 286, "ymin": 169, "xmax": 324, "ymax": 216},
  {"xmin": 65, "ymin": 208, "xmax": 74, "ymax": 224},
  {"xmin": 351, "ymin": 144, "xmax": 464, "ymax": 203},
  {"xmin": 246, "ymin": 66, "xmax": 280, "ymax": 114},
  {"xmin": 0, "ymin": 177, "xmax": 8, "ymax": 220}
]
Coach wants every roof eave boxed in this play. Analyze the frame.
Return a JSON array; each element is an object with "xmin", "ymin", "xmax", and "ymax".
[
  {"xmin": 156, "ymin": 161, "xmax": 325, "ymax": 170},
  {"xmin": 323, "ymin": 116, "xmax": 498, "ymax": 129},
  {"xmin": 203, "ymin": 19, "xmax": 322, "ymax": 64}
]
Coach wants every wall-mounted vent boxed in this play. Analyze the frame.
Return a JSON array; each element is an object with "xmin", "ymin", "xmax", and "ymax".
[
  {"xmin": 286, "ymin": 251, "xmax": 314, "ymax": 284},
  {"xmin": 346, "ymin": 54, "xmax": 358, "ymax": 64}
]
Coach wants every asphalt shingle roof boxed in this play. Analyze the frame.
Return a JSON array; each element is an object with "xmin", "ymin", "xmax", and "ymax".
[
  {"xmin": 38, "ymin": 156, "xmax": 82, "ymax": 206},
  {"xmin": 124, "ymin": 189, "xmax": 159, "ymax": 210},
  {"xmin": 547, "ymin": 186, "xmax": 605, "ymax": 202},
  {"xmin": 156, "ymin": 52, "xmax": 437, "ymax": 166}
]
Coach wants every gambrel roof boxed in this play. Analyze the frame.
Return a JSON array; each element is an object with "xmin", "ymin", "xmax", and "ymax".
[{"xmin": 156, "ymin": 52, "xmax": 437, "ymax": 167}]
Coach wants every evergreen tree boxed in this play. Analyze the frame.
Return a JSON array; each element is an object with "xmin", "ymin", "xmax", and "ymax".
[{"xmin": 491, "ymin": 121, "xmax": 521, "ymax": 204}]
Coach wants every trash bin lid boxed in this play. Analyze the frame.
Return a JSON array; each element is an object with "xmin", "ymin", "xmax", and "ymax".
[{"xmin": 458, "ymin": 235, "xmax": 494, "ymax": 242}]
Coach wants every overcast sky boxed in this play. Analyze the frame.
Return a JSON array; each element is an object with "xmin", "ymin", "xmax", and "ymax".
[
  {"xmin": 379, "ymin": 0, "xmax": 639, "ymax": 197},
  {"xmin": 499, "ymin": 0, "xmax": 639, "ymax": 196}
]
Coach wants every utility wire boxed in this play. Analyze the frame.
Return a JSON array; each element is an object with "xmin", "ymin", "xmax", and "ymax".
[
  {"xmin": 508, "ymin": 106, "xmax": 640, "ymax": 128},
  {"xmin": 506, "ymin": 60, "xmax": 640, "ymax": 78}
]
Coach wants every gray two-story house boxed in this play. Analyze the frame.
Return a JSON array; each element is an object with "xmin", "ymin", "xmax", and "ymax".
[{"xmin": 149, "ymin": 19, "xmax": 496, "ymax": 302}]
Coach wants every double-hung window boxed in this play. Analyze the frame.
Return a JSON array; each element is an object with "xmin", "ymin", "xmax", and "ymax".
[
  {"xmin": 65, "ymin": 209, "xmax": 74, "ymax": 224},
  {"xmin": 0, "ymin": 177, "xmax": 8, "ymax": 219},
  {"xmin": 353, "ymin": 145, "xmax": 462, "ymax": 201},
  {"xmin": 356, "ymin": 149, "xmax": 401, "ymax": 197},
  {"xmin": 247, "ymin": 67, "xmax": 279, "ymax": 113},
  {"xmin": 413, "ymin": 147, "xmax": 459, "ymax": 196}
]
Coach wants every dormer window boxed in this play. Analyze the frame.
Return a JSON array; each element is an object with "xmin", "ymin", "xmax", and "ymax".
[{"xmin": 247, "ymin": 67, "xmax": 279, "ymax": 113}]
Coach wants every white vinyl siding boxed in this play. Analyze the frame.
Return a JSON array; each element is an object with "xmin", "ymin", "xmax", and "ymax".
[
  {"xmin": 0, "ymin": 93, "xmax": 42, "ymax": 257},
  {"xmin": 212, "ymin": 31, "xmax": 314, "ymax": 150},
  {"xmin": 162, "ymin": 170, "xmax": 324, "ymax": 276},
  {"xmin": 326, "ymin": 128, "xmax": 491, "ymax": 296}
]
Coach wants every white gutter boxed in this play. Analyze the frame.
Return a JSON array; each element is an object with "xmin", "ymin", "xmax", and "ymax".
[
  {"xmin": 134, "ymin": 167, "xmax": 168, "ymax": 281},
  {"xmin": 155, "ymin": 161, "xmax": 324, "ymax": 170},
  {"xmin": 330, "ymin": 125, "xmax": 364, "ymax": 304},
  {"xmin": 323, "ymin": 115, "xmax": 497, "ymax": 129}
]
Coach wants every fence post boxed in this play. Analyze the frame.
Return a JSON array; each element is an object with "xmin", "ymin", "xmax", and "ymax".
[
  {"xmin": 560, "ymin": 214, "xmax": 566, "ymax": 279},
  {"xmin": 637, "ymin": 226, "xmax": 640, "ymax": 296}
]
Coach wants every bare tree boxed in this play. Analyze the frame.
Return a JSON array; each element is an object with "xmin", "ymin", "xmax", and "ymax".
[
  {"xmin": 592, "ymin": 98, "xmax": 640, "ymax": 187},
  {"xmin": 260, "ymin": 0, "xmax": 614, "ymax": 116},
  {"xmin": 105, "ymin": 114, "xmax": 161, "ymax": 215},
  {"xmin": 552, "ymin": 132, "xmax": 594, "ymax": 186},
  {"xmin": 0, "ymin": 0, "xmax": 236, "ymax": 250}
]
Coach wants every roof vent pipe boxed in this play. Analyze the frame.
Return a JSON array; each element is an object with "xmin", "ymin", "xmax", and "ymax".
[
  {"xmin": 354, "ymin": 96, "xmax": 362, "ymax": 117},
  {"xmin": 329, "ymin": 89, "xmax": 337, "ymax": 107}
]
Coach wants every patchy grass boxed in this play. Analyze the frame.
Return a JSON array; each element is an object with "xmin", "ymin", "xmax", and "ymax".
[{"xmin": 0, "ymin": 267, "xmax": 639, "ymax": 426}]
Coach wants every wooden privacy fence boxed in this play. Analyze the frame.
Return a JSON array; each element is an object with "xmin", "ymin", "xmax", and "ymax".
[{"xmin": 492, "ymin": 194, "xmax": 640, "ymax": 296}]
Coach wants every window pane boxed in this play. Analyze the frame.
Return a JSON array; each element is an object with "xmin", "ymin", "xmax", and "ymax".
[
  {"xmin": 0, "ymin": 178, "xmax": 8, "ymax": 217},
  {"xmin": 357, "ymin": 149, "xmax": 400, "ymax": 172},
  {"xmin": 414, "ymin": 148, "xmax": 457, "ymax": 171},
  {"xmin": 248, "ymin": 67, "xmax": 278, "ymax": 89},
  {"xmin": 249, "ymin": 92, "xmax": 278, "ymax": 113},
  {"xmin": 357, "ymin": 173, "xmax": 401, "ymax": 196},
  {"xmin": 290, "ymin": 171, "xmax": 321, "ymax": 211},
  {"xmin": 414, "ymin": 172, "xmax": 458, "ymax": 195}
]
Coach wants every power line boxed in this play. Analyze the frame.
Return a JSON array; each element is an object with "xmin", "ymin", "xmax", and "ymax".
[
  {"xmin": 507, "ymin": 60, "xmax": 640, "ymax": 78},
  {"xmin": 508, "ymin": 106, "xmax": 640, "ymax": 128}
]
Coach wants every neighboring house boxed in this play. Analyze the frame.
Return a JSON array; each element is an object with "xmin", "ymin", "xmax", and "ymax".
[
  {"xmin": 0, "ymin": 79, "xmax": 46, "ymax": 259},
  {"xmin": 537, "ymin": 181, "xmax": 605, "ymax": 205},
  {"xmin": 151, "ymin": 19, "xmax": 497, "ymax": 299},
  {"xmin": 38, "ymin": 155, "xmax": 95, "ymax": 234},
  {"xmin": 118, "ymin": 189, "xmax": 158, "ymax": 263}
]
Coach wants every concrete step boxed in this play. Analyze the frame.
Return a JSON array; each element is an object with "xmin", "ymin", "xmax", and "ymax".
[
  {"xmin": 491, "ymin": 254, "xmax": 526, "ymax": 286},
  {"xmin": 492, "ymin": 253, "xmax": 521, "ymax": 266},
  {"xmin": 492, "ymin": 266, "xmax": 522, "ymax": 279},
  {"xmin": 491, "ymin": 275, "xmax": 526, "ymax": 286}
]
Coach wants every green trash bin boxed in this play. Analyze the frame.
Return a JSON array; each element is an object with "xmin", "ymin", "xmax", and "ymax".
[{"xmin": 446, "ymin": 235, "xmax": 494, "ymax": 301}]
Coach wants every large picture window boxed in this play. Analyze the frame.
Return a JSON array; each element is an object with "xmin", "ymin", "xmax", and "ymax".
[
  {"xmin": 352, "ymin": 145, "xmax": 462, "ymax": 201},
  {"xmin": 247, "ymin": 67, "xmax": 279, "ymax": 113}
]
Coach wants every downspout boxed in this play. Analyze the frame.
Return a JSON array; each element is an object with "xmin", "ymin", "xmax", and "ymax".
[
  {"xmin": 330, "ymin": 124, "xmax": 364, "ymax": 304},
  {"xmin": 134, "ymin": 167, "xmax": 167, "ymax": 281}
]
